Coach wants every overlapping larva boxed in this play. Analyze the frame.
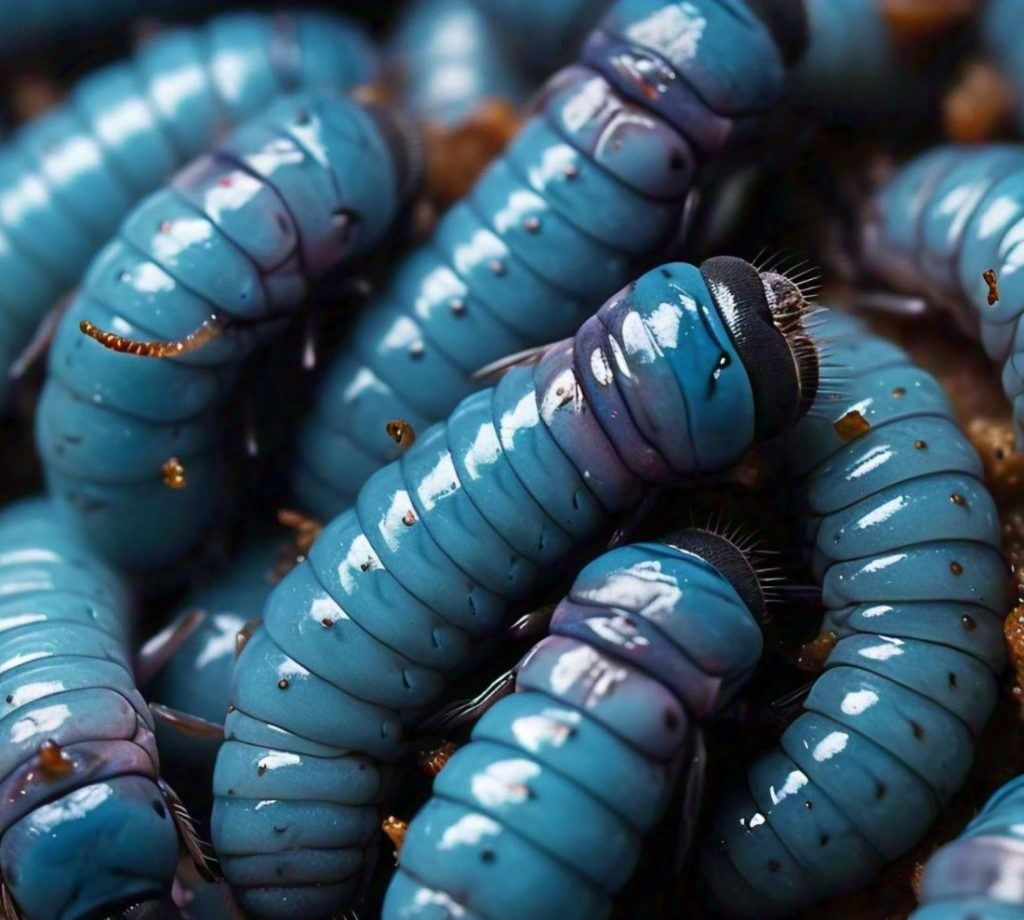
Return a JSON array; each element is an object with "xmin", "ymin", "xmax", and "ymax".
[
  {"xmin": 0, "ymin": 498, "xmax": 177, "ymax": 920},
  {"xmin": 384, "ymin": 532, "xmax": 765, "ymax": 920},
  {"xmin": 911, "ymin": 774, "xmax": 1024, "ymax": 920},
  {"xmin": 861, "ymin": 144, "xmax": 1024, "ymax": 448},
  {"xmin": 34, "ymin": 90, "xmax": 416, "ymax": 572},
  {"xmin": 701, "ymin": 311, "xmax": 1009, "ymax": 918},
  {"xmin": 211, "ymin": 257, "xmax": 820, "ymax": 919},
  {"xmin": 293, "ymin": 0, "xmax": 809, "ymax": 517},
  {"xmin": 0, "ymin": 9, "xmax": 377, "ymax": 410}
]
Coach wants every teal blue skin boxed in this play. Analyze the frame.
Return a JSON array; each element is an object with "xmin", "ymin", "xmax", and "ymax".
[
  {"xmin": 146, "ymin": 538, "xmax": 277, "ymax": 797},
  {"xmin": 35, "ymin": 91, "xmax": 410, "ymax": 573},
  {"xmin": 293, "ymin": 0, "xmax": 797, "ymax": 516},
  {"xmin": 389, "ymin": 0, "xmax": 529, "ymax": 127},
  {"xmin": 912, "ymin": 774, "xmax": 1024, "ymax": 919},
  {"xmin": 214, "ymin": 258, "xmax": 806, "ymax": 918},
  {"xmin": 0, "ymin": 9, "xmax": 377, "ymax": 412},
  {"xmin": 0, "ymin": 498, "xmax": 179, "ymax": 920},
  {"xmin": 790, "ymin": 0, "xmax": 926, "ymax": 123},
  {"xmin": 862, "ymin": 145, "xmax": 1024, "ymax": 448},
  {"xmin": 701, "ymin": 311, "xmax": 1009, "ymax": 918},
  {"xmin": 982, "ymin": 0, "xmax": 1024, "ymax": 132},
  {"xmin": 383, "ymin": 541, "xmax": 762, "ymax": 919}
]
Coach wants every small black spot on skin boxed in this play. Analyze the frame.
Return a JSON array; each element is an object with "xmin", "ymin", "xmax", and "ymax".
[
  {"xmin": 661, "ymin": 268, "xmax": 672, "ymax": 279},
  {"xmin": 401, "ymin": 671, "xmax": 412, "ymax": 690},
  {"xmin": 450, "ymin": 298, "xmax": 466, "ymax": 316},
  {"xmin": 489, "ymin": 260, "xmax": 507, "ymax": 277},
  {"xmin": 663, "ymin": 710, "xmax": 679, "ymax": 731},
  {"xmin": 996, "ymin": 447, "xmax": 1006, "ymax": 460},
  {"xmin": 481, "ymin": 849, "xmax": 496, "ymax": 863},
  {"xmin": 874, "ymin": 781, "xmax": 887, "ymax": 801},
  {"xmin": 564, "ymin": 164, "xmax": 579, "ymax": 179},
  {"xmin": 804, "ymin": 800, "xmax": 814, "ymax": 810},
  {"xmin": 359, "ymin": 763, "xmax": 367, "ymax": 771},
  {"xmin": 819, "ymin": 833, "xmax": 829, "ymax": 846},
  {"xmin": 152, "ymin": 801, "xmax": 167, "ymax": 819},
  {"xmin": 962, "ymin": 615, "xmax": 977, "ymax": 631},
  {"xmin": 275, "ymin": 867, "xmax": 284, "ymax": 878},
  {"xmin": 949, "ymin": 672, "xmax": 958, "ymax": 690},
  {"xmin": 360, "ymin": 560, "xmax": 371, "ymax": 572},
  {"xmin": 524, "ymin": 216, "xmax": 540, "ymax": 233},
  {"xmin": 294, "ymin": 109, "xmax": 310, "ymax": 125},
  {"xmin": 273, "ymin": 825, "xmax": 287, "ymax": 834},
  {"xmin": 409, "ymin": 341, "xmax": 425, "ymax": 359},
  {"xmin": 910, "ymin": 720, "xmax": 925, "ymax": 739},
  {"xmin": 768, "ymin": 860, "xmax": 781, "ymax": 872},
  {"xmin": 669, "ymin": 152, "xmax": 685, "ymax": 171},
  {"xmin": 5, "ymin": 694, "xmax": 11, "ymax": 704},
  {"xmin": 257, "ymin": 764, "xmax": 267, "ymax": 776}
]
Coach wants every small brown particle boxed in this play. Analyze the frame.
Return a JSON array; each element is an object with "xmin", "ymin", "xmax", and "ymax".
[
  {"xmin": 892, "ymin": 387, "xmax": 906, "ymax": 398},
  {"xmin": 950, "ymin": 493, "xmax": 966, "ymax": 506},
  {"xmin": 524, "ymin": 216, "xmax": 541, "ymax": 233},
  {"xmin": 382, "ymin": 816, "xmax": 408, "ymax": 855},
  {"xmin": 403, "ymin": 509, "xmax": 417, "ymax": 527},
  {"xmin": 915, "ymin": 440, "xmax": 928, "ymax": 450},
  {"xmin": 961, "ymin": 615, "xmax": 977, "ymax": 631},
  {"xmin": 834, "ymin": 410, "xmax": 871, "ymax": 441},
  {"xmin": 564, "ymin": 164, "xmax": 579, "ymax": 179},
  {"xmin": 161, "ymin": 457, "xmax": 186, "ymax": 490},
  {"xmin": 950, "ymin": 561, "xmax": 963, "ymax": 576},
  {"xmin": 38, "ymin": 740, "xmax": 74, "ymax": 779},
  {"xmin": 409, "ymin": 341, "xmax": 425, "ymax": 359},
  {"xmin": 418, "ymin": 742, "xmax": 458, "ymax": 777},
  {"xmin": 321, "ymin": 617, "xmax": 334, "ymax": 628},
  {"xmin": 235, "ymin": 618, "xmax": 261, "ymax": 658},
  {"xmin": 798, "ymin": 630, "xmax": 838, "ymax": 673},
  {"xmin": 450, "ymin": 298, "xmax": 466, "ymax": 316},
  {"xmin": 489, "ymin": 259, "xmax": 507, "ymax": 276},
  {"xmin": 386, "ymin": 419, "xmax": 416, "ymax": 451},
  {"xmin": 277, "ymin": 678, "xmax": 289, "ymax": 690},
  {"xmin": 984, "ymin": 269, "xmax": 1001, "ymax": 306}
]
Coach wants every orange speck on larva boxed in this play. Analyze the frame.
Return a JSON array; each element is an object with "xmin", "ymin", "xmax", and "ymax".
[
  {"xmin": 382, "ymin": 816, "xmax": 408, "ymax": 855},
  {"xmin": 161, "ymin": 457, "xmax": 186, "ymax": 490},
  {"xmin": 834, "ymin": 410, "xmax": 871, "ymax": 441}
]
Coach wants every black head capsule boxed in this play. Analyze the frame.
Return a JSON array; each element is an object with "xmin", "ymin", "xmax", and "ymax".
[
  {"xmin": 665, "ymin": 528, "xmax": 767, "ymax": 623},
  {"xmin": 700, "ymin": 256, "xmax": 820, "ymax": 440}
]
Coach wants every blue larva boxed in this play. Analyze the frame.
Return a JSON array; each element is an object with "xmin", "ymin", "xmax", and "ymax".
[
  {"xmin": 0, "ymin": 497, "xmax": 180, "ymax": 919},
  {"xmin": 860, "ymin": 144, "xmax": 1024, "ymax": 448},
  {"xmin": 34, "ymin": 89, "xmax": 418, "ymax": 572},
  {"xmin": 292, "ymin": 0, "xmax": 809, "ymax": 517},
  {"xmin": 911, "ymin": 773, "xmax": 1024, "ymax": 920},
  {"xmin": 384, "ymin": 530, "xmax": 766, "ymax": 920},
  {"xmin": 982, "ymin": 0, "xmax": 1024, "ymax": 133},
  {"xmin": 212, "ymin": 257, "xmax": 821, "ymax": 919},
  {"xmin": 0, "ymin": 9, "xmax": 377, "ymax": 411},
  {"xmin": 701, "ymin": 309, "xmax": 1009, "ymax": 917}
]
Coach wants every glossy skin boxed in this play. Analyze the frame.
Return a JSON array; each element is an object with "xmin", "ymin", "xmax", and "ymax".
[
  {"xmin": 701, "ymin": 311, "xmax": 1008, "ymax": 917},
  {"xmin": 389, "ymin": 0, "xmax": 529, "ymax": 127},
  {"xmin": 862, "ymin": 145, "xmax": 1024, "ymax": 448},
  {"xmin": 35, "ymin": 91, "xmax": 413, "ymax": 572},
  {"xmin": 147, "ymin": 538, "xmax": 277, "ymax": 779},
  {"xmin": 384, "ymin": 537, "xmax": 763, "ymax": 920},
  {"xmin": 294, "ymin": 0, "xmax": 805, "ymax": 516},
  {"xmin": 0, "ymin": 10, "xmax": 377, "ymax": 411},
  {"xmin": 0, "ymin": 498, "xmax": 178, "ymax": 920},
  {"xmin": 212, "ymin": 258, "xmax": 818, "ymax": 919},
  {"xmin": 912, "ymin": 774, "xmax": 1024, "ymax": 920}
]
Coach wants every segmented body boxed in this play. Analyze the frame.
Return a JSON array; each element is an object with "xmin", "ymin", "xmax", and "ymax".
[
  {"xmin": 384, "ymin": 533, "xmax": 764, "ymax": 920},
  {"xmin": 388, "ymin": 0, "xmax": 529, "ymax": 129},
  {"xmin": 212, "ymin": 258, "xmax": 819, "ymax": 919},
  {"xmin": 293, "ymin": 0, "xmax": 807, "ymax": 516},
  {"xmin": 0, "ymin": 10, "xmax": 377, "ymax": 410},
  {"xmin": 701, "ymin": 311, "xmax": 1008, "ymax": 917},
  {"xmin": 35, "ymin": 90, "xmax": 414, "ymax": 572},
  {"xmin": 911, "ymin": 774, "xmax": 1024, "ymax": 920},
  {"xmin": 861, "ymin": 145, "xmax": 1024, "ymax": 447},
  {"xmin": 147, "ymin": 538, "xmax": 277, "ymax": 781},
  {"xmin": 0, "ymin": 497, "xmax": 178, "ymax": 920}
]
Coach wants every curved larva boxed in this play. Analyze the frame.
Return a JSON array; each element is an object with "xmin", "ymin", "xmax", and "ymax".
[
  {"xmin": 0, "ymin": 497, "xmax": 178, "ymax": 920},
  {"xmin": 861, "ymin": 144, "xmax": 1024, "ymax": 447},
  {"xmin": 701, "ymin": 310, "xmax": 1009, "ymax": 917},
  {"xmin": 212, "ymin": 257, "xmax": 820, "ymax": 919},
  {"xmin": 35, "ymin": 91, "xmax": 415, "ymax": 572},
  {"xmin": 911, "ymin": 774, "xmax": 1024, "ymax": 920},
  {"xmin": 292, "ymin": 0, "xmax": 808, "ymax": 517},
  {"xmin": 0, "ymin": 9, "xmax": 377, "ymax": 411},
  {"xmin": 384, "ymin": 532, "xmax": 764, "ymax": 920}
]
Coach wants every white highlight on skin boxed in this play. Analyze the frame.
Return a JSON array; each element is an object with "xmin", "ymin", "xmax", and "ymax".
[
  {"xmin": 768, "ymin": 769, "xmax": 808, "ymax": 806},
  {"xmin": 811, "ymin": 731, "xmax": 848, "ymax": 762},
  {"xmin": 625, "ymin": 2, "xmax": 706, "ymax": 65},
  {"xmin": 511, "ymin": 708, "xmax": 580, "ymax": 753},
  {"xmin": 857, "ymin": 638, "xmax": 905, "ymax": 662},
  {"xmin": 439, "ymin": 813, "xmax": 501, "ymax": 850},
  {"xmin": 840, "ymin": 689, "xmax": 879, "ymax": 716},
  {"xmin": 471, "ymin": 759, "xmax": 540, "ymax": 807},
  {"xmin": 10, "ymin": 702, "xmax": 72, "ymax": 743}
]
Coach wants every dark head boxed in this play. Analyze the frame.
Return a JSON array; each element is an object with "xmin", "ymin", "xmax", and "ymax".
[
  {"xmin": 665, "ymin": 527, "xmax": 766, "ymax": 622},
  {"xmin": 700, "ymin": 256, "xmax": 820, "ymax": 440}
]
